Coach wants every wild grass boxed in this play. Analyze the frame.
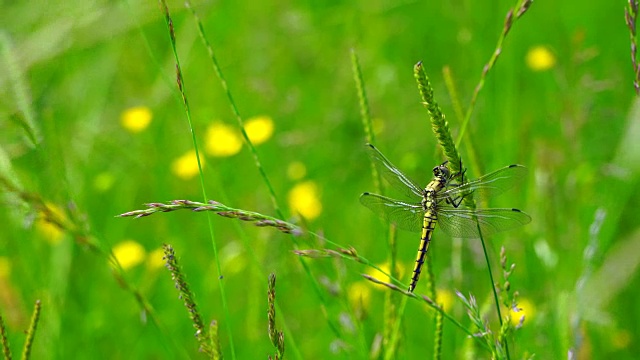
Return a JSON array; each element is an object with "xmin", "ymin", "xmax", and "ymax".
[
  {"xmin": 0, "ymin": 300, "xmax": 42, "ymax": 360},
  {"xmin": 120, "ymin": 1, "xmax": 534, "ymax": 358},
  {"xmin": 161, "ymin": 243, "xmax": 214, "ymax": 356},
  {"xmin": 267, "ymin": 273, "xmax": 285, "ymax": 360},
  {"xmin": 625, "ymin": 0, "xmax": 640, "ymax": 94},
  {"xmin": 1, "ymin": 0, "xmax": 638, "ymax": 359}
]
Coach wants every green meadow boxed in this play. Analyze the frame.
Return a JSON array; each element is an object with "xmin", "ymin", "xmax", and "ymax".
[{"xmin": 1, "ymin": 0, "xmax": 639, "ymax": 358}]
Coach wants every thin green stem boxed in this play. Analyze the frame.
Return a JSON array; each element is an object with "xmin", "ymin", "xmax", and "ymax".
[
  {"xmin": 433, "ymin": 308, "xmax": 443, "ymax": 360},
  {"xmin": 455, "ymin": 3, "xmax": 533, "ymax": 358},
  {"xmin": 0, "ymin": 311, "xmax": 11, "ymax": 360},
  {"xmin": 382, "ymin": 225, "xmax": 399, "ymax": 357},
  {"xmin": 288, "ymin": 250, "xmax": 459, "ymax": 354},
  {"xmin": 157, "ymin": 1, "xmax": 235, "ymax": 358},
  {"xmin": 185, "ymin": 1, "xmax": 280, "ymax": 215},
  {"xmin": 444, "ymin": 60, "xmax": 506, "ymax": 357},
  {"xmin": 21, "ymin": 299, "xmax": 41, "ymax": 360},
  {"xmin": 363, "ymin": 274, "xmax": 491, "ymax": 353},
  {"xmin": 351, "ymin": 49, "xmax": 402, "ymax": 358},
  {"xmin": 424, "ymin": 254, "xmax": 443, "ymax": 360},
  {"xmin": 206, "ymin": 177, "xmax": 304, "ymax": 358},
  {"xmin": 442, "ymin": 66, "xmax": 482, "ymax": 177},
  {"xmin": 184, "ymin": 2, "xmax": 342, "ymax": 344},
  {"xmin": 384, "ymin": 295, "xmax": 407, "ymax": 360},
  {"xmin": 626, "ymin": 0, "xmax": 640, "ymax": 94},
  {"xmin": 478, "ymin": 225, "xmax": 505, "ymax": 345},
  {"xmin": 456, "ymin": 0, "xmax": 533, "ymax": 148}
]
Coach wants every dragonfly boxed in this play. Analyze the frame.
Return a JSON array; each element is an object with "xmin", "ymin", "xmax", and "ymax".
[{"xmin": 360, "ymin": 143, "xmax": 531, "ymax": 293}]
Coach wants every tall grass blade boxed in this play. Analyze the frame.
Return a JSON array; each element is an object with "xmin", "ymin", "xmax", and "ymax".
[
  {"xmin": 20, "ymin": 300, "xmax": 41, "ymax": 360},
  {"xmin": 157, "ymin": 1, "xmax": 235, "ymax": 358}
]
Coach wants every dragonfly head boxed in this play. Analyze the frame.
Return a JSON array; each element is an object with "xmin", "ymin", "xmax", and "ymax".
[{"xmin": 432, "ymin": 163, "xmax": 450, "ymax": 180}]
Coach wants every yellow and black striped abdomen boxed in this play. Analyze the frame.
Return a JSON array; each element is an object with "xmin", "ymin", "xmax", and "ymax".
[{"xmin": 408, "ymin": 210, "xmax": 438, "ymax": 292}]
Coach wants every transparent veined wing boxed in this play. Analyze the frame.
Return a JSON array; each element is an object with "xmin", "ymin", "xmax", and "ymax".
[
  {"xmin": 365, "ymin": 143, "xmax": 424, "ymax": 199},
  {"xmin": 359, "ymin": 192, "xmax": 424, "ymax": 232},
  {"xmin": 436, "ymin": 205, "xmax": 532, "ymax": 238},
  {"xmin": 440, "ymin": 164, "xmax": 527, "ymax": 202}
]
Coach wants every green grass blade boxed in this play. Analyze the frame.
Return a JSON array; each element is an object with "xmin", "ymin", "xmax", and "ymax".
[
  {"xmin": 157, "ymin": 1, "xmax": 235, "ymax": 358},
  {"xmin": 183, "ymin": 1, "xmax": 344, "ymax": 348}
]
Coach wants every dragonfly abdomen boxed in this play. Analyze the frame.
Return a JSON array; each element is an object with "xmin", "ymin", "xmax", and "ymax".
[{"xmin": 408, "ymin": 210, "xmax": 438, "ymax": 293}]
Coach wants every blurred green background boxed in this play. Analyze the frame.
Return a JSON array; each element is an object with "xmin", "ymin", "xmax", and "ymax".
[{"xmin": 1, "ymin": 0, "xmax": 639, "ymax": 358}]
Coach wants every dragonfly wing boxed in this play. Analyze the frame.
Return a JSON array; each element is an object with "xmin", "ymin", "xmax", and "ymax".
[
  {"xmin": 442, "ymin": 165, "xmax": 527, "ymax": 201},
  {"xmin": 437, "ymin": 206, "xmax": 532, "ymax": 238},
  {"xmin": 365, "ymin": 143, "xmax": 424, "ymax": 198},
  {"xmin": 359, "ymin": 192, "xmax": 424, "ymax": 232}
]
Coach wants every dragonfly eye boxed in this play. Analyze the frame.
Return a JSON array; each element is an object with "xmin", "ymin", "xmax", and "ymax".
[{"xmin": 433, "ymin": 164, "xmax": 450, "ymax": 178}]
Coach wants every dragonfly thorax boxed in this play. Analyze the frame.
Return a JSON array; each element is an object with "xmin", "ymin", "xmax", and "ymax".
[
  {"xmin": 421, "ymin": 165, "xmax": 450, "ymax": 211},
  {"xmin": 421, "ymin": 163, "xmax": 450, "ymax": 198}
]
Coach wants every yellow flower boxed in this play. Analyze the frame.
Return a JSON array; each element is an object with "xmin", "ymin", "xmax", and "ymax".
[
  {"xmin": 113, "ymin": 240, "xmax": 146, "ymax": 270},
  {"xmin": 245, "ymin": 115, "xmax": 274, "ymax": 145},
  {"xmin": 287, "ymin": 161, "xmax": 307, "ymax": 180},
  {"xmin": 93, "ymin": 172, "xmax": 115, "ymax": 192},
  {"xmin": 121, "ymin": 106, "xmax": 152, "ymax": 133},
  {"xmin": 526, "ymin": 46, "xmax": 556, "ymax": 71},
  {"xmin": 348, "ymin": 281, "xmax": 372, "ymax": 312},
  {"xmin": 146, "ymin": 247, "xmax": 166, "ymax": 270},
  {"xmin": 171, "ymin": 150, "xmax": 204, "ymax": 180},
  {"xmin": 0, "ymin": 257, "xmax": 11, "ymax": 279},
  {"xmin": 35, "ymin": 202, "xmax": 67, "ymax": 245},
  {"xmin": 510, "ymin": 297, "xmax": 536, "ymax": 326},
  {"xmin": 205, "ymin": 122, "xmax": 243, "ymax": 157},
  {"xmin": 288, "ymin": 181, "xmax": 322, "ymax": 220},
  {"xmin": 435, "ymin": 288, "xmax": 454, "ymax": 312}
]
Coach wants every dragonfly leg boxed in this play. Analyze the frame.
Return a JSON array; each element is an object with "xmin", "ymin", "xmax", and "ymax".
[
  {"xmin": 457, "ymin": 158, "xmax": 465, "ymax": 179},
  {"xmin": 443, "ymin": 160, "xmax": 468, "ymax": 207},
  {"xmin": 457, "ymin": 167, "xmax": 467, "ymax": 184},
  {"xmin": 447, "ymin": 159, "xmax": 466, "ymax": 187},
  {"xmin": 443, "ymin": 168, "xmax": 465, "ymax": 193},
  {"xmin": 445, "ymin": 189, "xmax": 473, "ymax": 208}
]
